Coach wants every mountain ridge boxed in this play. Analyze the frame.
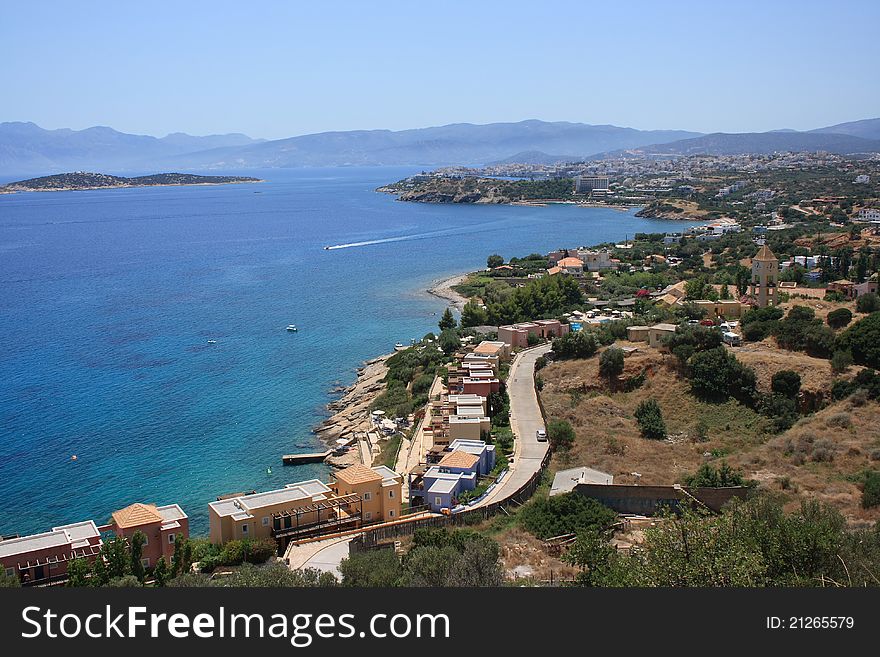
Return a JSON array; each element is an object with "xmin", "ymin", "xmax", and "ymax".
[{"xmin": 1, "ymin": 118, "xmax": 879, "ymax": 175}]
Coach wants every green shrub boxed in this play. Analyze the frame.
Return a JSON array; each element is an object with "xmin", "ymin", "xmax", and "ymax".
[
  {"xmin": 682, "ymin": 462, "xmax": 749, "ymax": 488},
  {"xmin": 599, "ymin": 347, "xmax": 625, "ymax": 379},
  {"xmin": 551, "ymin": 331, "xmax": 597, "ymax": 360},
  {"xmin": 688, "ymin": 346, "xmax": 756, "ymax": 403},
  {"xmin": 742, "ymin": 320, "xmax": 774, "ymax": 342},
  {"xmin": 547, "ymin": 419, "xmax": 575, "ymax": 450},
  {"xmin": 775, "ymin": 306, "xmax": 835, "ymax": 358},
  {"xmin": 856, "ymin": 292, "xmax": 880, "ymax": 313},
  {"xmin": 771, "ymin": 370, "xmax": 801, "ymax": 399},
  {"xmin": 831, "ymin": 349, "xmax": 853, "ymax": 373},
  {"xmin": 862, "ymin": 472, "xmax": 880, "ymax": 509},
  {"xmin": 827, "ymin": 308, "xmax": 853, "ymax": 329},
  {"xmin": 838, "ymin": 312, "xmax": 880, "ymax": 368},
  {"xmin": 519, "ymin": 493, "xmax": 616, "ymax": 539},
  {"xmin": 634, "ymin": 399, "xmax": 666, "ymax": 440}
]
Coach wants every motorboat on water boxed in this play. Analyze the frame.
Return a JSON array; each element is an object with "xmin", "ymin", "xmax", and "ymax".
[
  {"xmin": 286, "ymin": 324, "xmax": 298, "ymax": 332},
  {"xmin": 207, "ymin": 339, "xmax": 217, "ymax": 344}
]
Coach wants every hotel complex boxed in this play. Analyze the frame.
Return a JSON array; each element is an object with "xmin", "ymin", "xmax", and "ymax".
[
  {"xmin": 208, "ymin": 463, "xmax": 402, "ymax": 547},
  {"xmin": 0, "ymin": 501, "xmax": 189, "ymax": 586}
]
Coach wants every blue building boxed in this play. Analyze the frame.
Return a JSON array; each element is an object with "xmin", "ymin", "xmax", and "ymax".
[{"xmin": 447, "ymin": 439, "xmax": 496, "ymax": 475}]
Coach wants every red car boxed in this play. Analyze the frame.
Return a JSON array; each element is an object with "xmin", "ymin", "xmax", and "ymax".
[{"xmin": 699, "ymin": 319, "xmax": 716, "ymax": 326}]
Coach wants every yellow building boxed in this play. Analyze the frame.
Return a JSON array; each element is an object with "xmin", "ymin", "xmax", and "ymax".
[
  {"xmin": 208, "ymin": 464, "xmax": 402, "ymax": 545},
  {"xmin": 750, "ymin": 245, "xmax": 779, "ymax": 308},
  {"xmin": 647, "ymin": 323, "xmax": 678, "ymax": 349},
  {"xmin": 693, "ymin": 299, "xmax": 743, "ymax": 319},
  {"xmin": 329, "ymin": 464, "xmax": 402, "ymax": 525}
]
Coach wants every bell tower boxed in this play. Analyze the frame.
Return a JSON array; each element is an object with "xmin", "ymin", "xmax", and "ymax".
[{"xmin": 750, "ymin": 245, "xmax": 778, "ymax": 308}]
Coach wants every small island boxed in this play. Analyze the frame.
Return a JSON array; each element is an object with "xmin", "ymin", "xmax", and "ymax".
[{"xmin": 0, "ymin": 171, "xmax": 263, "ymax": 194}]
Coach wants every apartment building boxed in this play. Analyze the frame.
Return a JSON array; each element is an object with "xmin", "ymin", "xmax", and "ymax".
[
  {"xmin": 208, "ymin": 464, "xmax": 403, "ymax": 545},
  {"xmin": 498, "ymin": 319, "xmax": 569, "ymax": 349},
  {"xmin": 107, "ymin": 502, "xmax": 189, "ymax": 569},
  {"xmin": 0, "ymin": 520, "xmax": 102, "ymax": 586}
]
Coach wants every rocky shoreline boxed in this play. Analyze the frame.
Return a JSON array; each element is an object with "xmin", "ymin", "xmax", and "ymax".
[
  {"xmin": 309, "ymin": 274, "xmax": 468, "ymax": 468},
  {"xmin": 426, "ymin": 273, "xmax": 470, "ymax": 311},
  {"xmin": 313, "ymin": 353, "xmax": 393, "ymax": 467}
]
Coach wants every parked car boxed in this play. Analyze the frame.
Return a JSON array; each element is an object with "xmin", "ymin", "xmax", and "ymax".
[{"xmin": 536, "ymin": 428, "xmax": 547, "ymax": 442}]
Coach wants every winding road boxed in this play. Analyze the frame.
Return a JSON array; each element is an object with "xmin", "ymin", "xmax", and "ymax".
[
  {"xmin": 292, "ymin": 343, "xmax": 552, "ymax": 572},
  {"xmin": 475, "ymin": 343, "xmax": 551, "ymax": 507}
]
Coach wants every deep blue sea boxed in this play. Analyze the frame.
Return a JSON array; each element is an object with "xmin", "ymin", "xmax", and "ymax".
[{"xmin": 0, "ymin": 167, "xmax": 697, "ymax": 535}]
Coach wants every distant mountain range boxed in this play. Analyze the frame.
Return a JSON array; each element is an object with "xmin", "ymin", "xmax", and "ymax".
[
  {"xmin": 603, "ymin": 130, "xmax": 880, "ymax": 158},
  {"xmin": 0, "ymin": 122, "xmax": 262, "ymax": 176},
  {"xmin": 1, "ymin": 118, "xmax": 878, "ymax": 175}
]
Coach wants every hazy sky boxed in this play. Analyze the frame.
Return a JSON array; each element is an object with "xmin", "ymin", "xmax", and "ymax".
[{"xmin": 2, "ymin": 0, "xmax": 878, "ymax": 139}]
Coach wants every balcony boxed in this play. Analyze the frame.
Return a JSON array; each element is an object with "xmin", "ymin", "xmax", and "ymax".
[{"xmin": 270, "ymin": 493, "xmax": 362, "ymax": 541}]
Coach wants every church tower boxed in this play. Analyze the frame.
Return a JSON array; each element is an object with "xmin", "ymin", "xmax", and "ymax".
[{"xmin": 750, "ymin": 244, "xmax": 778, "ymax": 307}]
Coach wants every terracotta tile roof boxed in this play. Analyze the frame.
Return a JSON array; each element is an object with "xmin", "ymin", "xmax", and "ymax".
[
  {"xmin": 557, "ymin": 257, "xmax": 584, "ymax": 267},
  {"xmin": 334, "ymin": 463, "xmax": 383, "ymax": 485},
  {"xmin": 547, "ymin": 266, "xmax": 562, "ymax": 275},
  {"xmin": 111, "ymin": 503, "xmax": 163, "ymax": 529},
  {"xmin": 437, "ymin": 450, "xmax": 480, "ymax": 470}
]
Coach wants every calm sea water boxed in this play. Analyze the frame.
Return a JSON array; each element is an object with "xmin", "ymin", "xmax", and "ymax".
[{"xmin": 0, "ymin": 167, "xmax": 696, "ymax": 535}]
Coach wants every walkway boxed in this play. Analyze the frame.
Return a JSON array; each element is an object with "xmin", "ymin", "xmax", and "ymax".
[{"xmin": 395, "ymin": 374, "xmax": 443, "ymax": 501}]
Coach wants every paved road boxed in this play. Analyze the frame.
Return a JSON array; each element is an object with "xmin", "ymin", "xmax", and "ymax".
[{"xmin": 476, "ymin": 343, "xmax": 551, "ymax": 507}]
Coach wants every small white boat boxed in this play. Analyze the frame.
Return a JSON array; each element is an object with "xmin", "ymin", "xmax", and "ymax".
[
  {"xmin": 286, "ymin": 325, "xmax": 298, "ymax": 332},
  {"xmin": 207, "ymin": 339, "xmax": 217, "ymax": 344}
]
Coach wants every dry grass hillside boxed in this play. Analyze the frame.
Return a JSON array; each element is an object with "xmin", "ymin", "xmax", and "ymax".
[{"xmin": 538, "ymin": 340, "xmax": 880, "ymax": 526}]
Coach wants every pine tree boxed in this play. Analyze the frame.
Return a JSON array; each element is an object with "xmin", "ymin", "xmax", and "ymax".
[
  {"xmin": 460, "ymin": 299, "xmax": 488, "ymax": 327},
  {"xmin": 65, "ymin": 557, "xmax": 92, "ymax": 587},
  {"xmin": 438, "ymin": 308, "xmax": 456, "ymax": 332},
  {"xmin": 153, "ymin": 556, "xmax": 169, "ymax": 587},
  {"xmin": 170, "ymin": 533, "xmax": 184, "ymax": 577},
  {"xmin": 92, "ymin": 556, "xmax": 110, "ymax": 586},
  {"xmin": 130, "ymin": 531, "xmax": 146, "ymax": 582}
]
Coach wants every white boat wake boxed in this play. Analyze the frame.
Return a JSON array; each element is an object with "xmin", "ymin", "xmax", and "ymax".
[{"xmin": 324, "ymin": 222, "xmax": 511, "ymax": 250}]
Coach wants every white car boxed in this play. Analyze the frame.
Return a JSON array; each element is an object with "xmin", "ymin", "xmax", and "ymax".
[{"xmin": 536, "ymin": 428, "xmax": 547, "ymax": 442}]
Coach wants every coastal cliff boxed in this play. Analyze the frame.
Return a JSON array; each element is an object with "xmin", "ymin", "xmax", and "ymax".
[{"xmin": 377, "ymin": 175, "xmax": 576, "ymax": 205}]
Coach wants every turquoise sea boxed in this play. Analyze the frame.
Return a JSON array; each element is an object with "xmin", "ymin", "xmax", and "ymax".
[{"xmin": 0, "ymin": 167, "xmax": 697, "ymax": 535}]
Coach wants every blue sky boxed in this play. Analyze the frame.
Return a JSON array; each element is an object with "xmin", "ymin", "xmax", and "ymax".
[{"xmin": 2, "ymin": 0, "xmax": 878, "ymax": 139}]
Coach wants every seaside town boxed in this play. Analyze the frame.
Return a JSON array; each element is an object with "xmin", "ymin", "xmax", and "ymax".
[{"xmin": 4, "ymin": 155, "xmax": 880, "ymax": 589}]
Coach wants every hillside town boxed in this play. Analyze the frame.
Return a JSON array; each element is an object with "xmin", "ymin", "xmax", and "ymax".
[{"xmin": 5, "ymin": 181, "xmax": 880, "ymax": 589}]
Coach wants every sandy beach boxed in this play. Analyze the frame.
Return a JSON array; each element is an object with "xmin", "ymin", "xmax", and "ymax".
[{"xmin": 426, "ymin": 272, "xmax": 470, "ymax": 311}]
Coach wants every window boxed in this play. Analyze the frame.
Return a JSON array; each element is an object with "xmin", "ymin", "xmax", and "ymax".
[
  {"xmin": 364, "ymin": 511, "xmax": 372, "ymax": 520},
  {"xmin": 141, "ymin": 535, "xmax": 148, "ymax": 546},
  {"xmin": 168, "ymin": 534, "xmax": 175, "ymax": 544},
  {"xmin": 6, "ymin": 567, "xmax": 16, "ymax": 577},
  {"xmin": 241, "ymin": 524, "xmax": 249, "ymax": 535},
  {"xmin": 363, "ymin": 492, "xmax": 372, "ymax": 501},
  {"xmin": 141, "ymin": 558, "xmax": 150, "ymax": 568},
  {"xmin": 262, "ymin": 516, "xmax": 270, "ymax": 527},
  {"xmin": 49, "ymin": 563, "xmax": 58, "ymax": 571},
  {"xmin": 389, "ymin": 490, "xmax": 395, "ymax": 498},
  {"xmin": 388, "ymin": 510, "xmax": 394, "ymax": 518},
  {"xmin": 435, "ymin": 497, "xmax": 443, "ymax": 506}
]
